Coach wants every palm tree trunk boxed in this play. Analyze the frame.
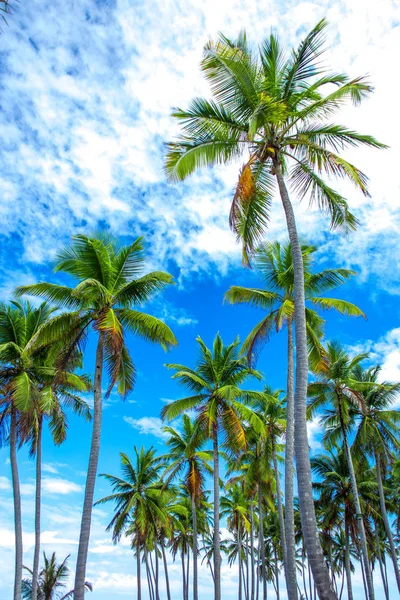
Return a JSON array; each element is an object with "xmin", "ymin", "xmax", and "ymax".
[
  {"xmin": 250, "ymin": 500, "xmax": 255, "ymax": 600},
  {"xmin": 245, "ymin": 531, "xmax": 250, "ymax": 600},
  {"xmin": 272, "ymin": 441, "xmax": 286, "ymax": 571},
  {"xmin": 155, "ymin": 544, "xmax": 160, "ymax": 600},
  {"xmin": 213, "ymin": 427, "xmax": 221, "ymax": 600},
  {"xmin": 374, "ymin": 525, "xmax": 389, "ymax": 600},
  {"xmin": 186, "ymin": 542, "xmax": 190, "ymax": 600},
  {"xmin": 257, "ymin": 485, "xmax": 267, "ymax": 600},
  {"xmin": 274, "ymin": 544, "xmax": 280, "ymax": 600},
  {"xmin": 31, "ymin": 415, "xmax": 43, "ymax": 600},
  {"xmin": 239, "ymin": 525, "xmax": 243, "ymax": 600},
  {"xmin": 10, "ymin": 405, "xmax": 23, "ymax": 600},
  {"xmin": 374, "ymin": 451, "xmax": 400, "ymax": 592},
  {"xmin": 181, "ymin": 548, "xmax": 187, "ymax": 600},
  {"xmin": 344, "ymin": 520, "xmax": 353, "ymax": 600},
  {"xmin": 275, "ymin": 164, "xmax": 336, "ymax": 600},
  {"xmin": 74, "ymin": 335, "xmax": 104, "ymax": 600},
  {"xmin": 285, "ymin": 319, "xmax": 298, "ymax": 600},
  {"xmin": 161, "ymin": 539, "xmax": 171, "ymax": 600},
  {"xmin": 145, "ymin": 549, "xmax": 155, "ymax": 600},
  {"xmin": 337, "ymin": 399, "xmax": 374, "ymax": 600},
  {"xmin": 191, "ymin": 494, "xmax": 198, "ymax": 600},
  {"xmin": 137, "ymin": 539, "xmax": 142, "ymax": 600}
]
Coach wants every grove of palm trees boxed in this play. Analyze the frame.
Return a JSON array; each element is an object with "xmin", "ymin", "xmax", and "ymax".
[{"xmin": 0, "ymin": 4, "xmax": 399, "ymax": 600}]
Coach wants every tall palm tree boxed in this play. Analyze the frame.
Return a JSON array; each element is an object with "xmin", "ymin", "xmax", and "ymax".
[
  {"xmin": 308, "ymin": 343, "xmax": 375, "ymax": 600},
  {"xmin": 96, "ymin": 446, "xmax": 168, "ymax": 600},
  {"xmin": 162, "ymin": 415, "xmax": 213, "ymax": 600},
  {"xmin": 22, "ymin": 552, "xmax": 92, "ymax": 600},
  {"xmin": 0, "ymin": 301, "xmax": 58, "ymax": 600},
  {"xmin": 16, "ymin": 234, "xmax": 177, "ymax": 599},
  {"xmin": 165, "ymin": 21, "xmax": 385, "ymax": 599},
  {"xmin": 349, "ymin": 364, "xmax": 400, "ymax": 592},
  {"xmin": 225, "ymin": 241, "xmax": 364, "ymax": 597},
  {"xmin": 161, "ymin": 333, "xmax": 264, "ymax": 600}
]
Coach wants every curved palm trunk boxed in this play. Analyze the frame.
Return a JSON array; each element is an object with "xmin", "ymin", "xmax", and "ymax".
[
  {"xmin": 257, "ymin": 484, "xmax": 267, "ymax": 600},
  {"xmin": 137, "ymin": 539, "xmax": 142, "ymax": 600},
  {"xmin": 74, "ymin": 335, "xmax": 104, "ymax": 600},
  {"xmin": 275, "ymin": 165, "xmax": 337, "ymax": 600},
  {"xmin": 285, "ymin": 320, "xmax": 298, "ymax": 600},
  {"xmin": 191, "ymin": 494, "xmax": 198, "ymax": 600},
  {"xmin": 337, "ymin": 399, "xmax": 374, "ymax": 600},
  {"xmin": 250, "ymin": 500, "xmax": 255, "ymax": 600},
  {"xmin": 10, "ymin": 405, "xmax": 23, "ymax": 600},
  {"xmin": 374, "ymin": 451, "xmax": 400, "ymax": 592},
  {"xmin": 213, "ymin": 427, "xmax": 221, "ymax": 600},
  {"xmin": 31, "ymin": 415, "xmax": 43, "ymax": 600},
  {"xmin": 161, "ymin": 539, "xmax": 171, "ymax": 600}
]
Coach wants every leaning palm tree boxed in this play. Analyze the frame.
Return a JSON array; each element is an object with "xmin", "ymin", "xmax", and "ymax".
[
  {"xmin": 165, "ymin": 20, "xmax": 385, "ymax": 600},
  {"xmin": 225, "ymin": 241, "xmax": 364, "ymax": 595},
  {"xmin": 161, "ymin": 333, "xmax": 264, "ymax": 600},
  {"xmin": 349, "ymin": 364, "xmax": 400, "ymax": 592},
  {"xmin": 22, "ymin": 552, "xmax": 92, "ymax": 600},
  {"xmin": 162, "ymin": 415, "xmax": 213, "ymax": 600},
  {"xmin": 308, "ymin": 343, "xmax": 375, "ymax": 600},
  {"xmin": 95, "ymin": 446, "xmax": 167, "ymax": 600},
  {"xmin": 16, "ymin": 234, "xmax": 177, "ymax": 600}
]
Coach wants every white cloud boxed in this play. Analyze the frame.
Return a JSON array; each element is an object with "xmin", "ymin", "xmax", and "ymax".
[
  {"xmin": 307, "ymin": 417, "xmax": 323, "ymax": 451},
  {"xmin": 42, "ymin": 478, "xmax": 82, "ymax": 495},
  {"xmin": 0, "ymin": 476, "xmax": 11, "ymax": 491},
  {"xmin": 123, "ymin": 416, "xmax": 167, "ymax": 439}
]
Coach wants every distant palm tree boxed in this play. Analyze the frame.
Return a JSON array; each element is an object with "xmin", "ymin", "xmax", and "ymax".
[
  {"xmin": 16, "ymin": 234, "xmax": 177, "ymax": 600},
  {"xmin": 96, "ymin": 446, "xmax": 167, "ymax": 600},
  {"xmin": 225, "ymin": 241, "xmax": 364, "ymax": 595},
  {"xmin": 165, "ymin": 20, "xmax": 385, "ymax": 599},
  {"xmin": 161, "ymin": 333, "xmax": 264, "ymax": 600},
  {"xmin": 162, "ymin": 415, "xmax": 213, "ymax": 600},
  {"xmin": 308, "ymin": 343, "xmax": 375, "ymax": 600},
  {"xmin": 22, "ymin": 552, "xmax": 92, "ymax": 600}
]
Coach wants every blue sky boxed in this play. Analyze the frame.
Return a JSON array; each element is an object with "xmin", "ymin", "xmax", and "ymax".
[{"xmin": 0, "ymin": 0, "xmax": 400, "ymax": 598}]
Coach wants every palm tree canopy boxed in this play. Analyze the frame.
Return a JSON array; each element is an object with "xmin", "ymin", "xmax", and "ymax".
[
  {"xmin": 165, "ymin": 20, "xmax": 386, "ymax": 263},
  {"xmin": 161, "ymin": 333, "xmax": 265, "ymax": 452},
  {"xmin": 15, "ymin": 235, "xmax": 178, "ymax": 400}
]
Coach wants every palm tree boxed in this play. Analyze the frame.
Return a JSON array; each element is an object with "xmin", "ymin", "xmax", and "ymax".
[
  {"xmin": 0, "ymin": 301, "xmax": 58, "ymax": 600},
  {"xmin": 225, "ymin": 241, "xmax": 364, "ymax": 597},
  {"xmin": 162, "ymin": 415, "xmax": 213, "ymax": 600},
  {"xmin": 22, "ymin": 552, "xmax": 92, "ymax": 600},
  {"xmin": 161, "ymin": 333, "xmax": 264, "ymax": 600},
  {"xmin": 165, "ymin": 20, "xmax": 385, "ymax": 599},
  {"xmin": 95, "ymin": 446, "xmax": 168, "ymax": 600},
  {"xmin": 15, "ymin": 234, "xmax": 177, "ymax": 599},
  {"xmin": 350, "ymin": 364, "xmax": 400, "ymax": 592},
  {"xmin": 308, "ymin": 343, "xmax": 375, "ymax": 600}
]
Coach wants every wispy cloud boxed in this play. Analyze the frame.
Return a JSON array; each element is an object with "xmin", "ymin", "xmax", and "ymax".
[{"xmin": 123, "ymin": 415, "xmax": 167, "ymax": 439}]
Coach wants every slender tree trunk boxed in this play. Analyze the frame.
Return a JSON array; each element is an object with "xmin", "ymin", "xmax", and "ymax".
[
  {"xmin": 161, "ymin": 539, "xmax": 171, "ymax": 600},
  {"xmin": 31, "ymin": 415, "xmax": 43, "ymax": 600},
  {"xmin": 239, "ymin": 525, "xmax": 243, "ymax": 600},
  {"xmin": 344, "ymin": 520, "xmax": 353, "ymax": 600},
  {"xmin": 250, "ymin": 501, "xmax": 255, "ymax": 600},
  {"xmin": 258, "ymin": 485, "xmax": 267, "ymax": 600},
  {"xmin": 272, "ymin": 441, "xmax": 286, "ymax": 569},
  {"xmin": 374, "ymin": 451, "xmax": 400, "ymax": 592},
  {"xmin": 10, "ymin": 405, "xmax": 23, "ymax": 600},
  {"xmin": 155, "ymin": 544, "xmax": 160, "ymax": 600},
  {"xmin": 213, "ymin": 427, "xmax": 221, "ymax": 600},
  {"xmin": 338, "ymin": 565, "xmax": 345, "ymax": 600},
  {"xmin": 276, "ymin": 164, "xmax": 336, "ymax": 600},
  {"xmin": 383, "ymin": 554, "xmax": 389, "ymax": 600},
  {"xmin": 302, "ymin": 545, "xmax": 309, "ymax": 600},
  {"xmin": 181, "ymin": 548, "xmax": 187, "ymax": 600},
  {"xmin": 285, "ymin": 319, "xmax": 298, "ymax": 600},
  {"xmin": 191, "ymin": 494, "xmax": 198, "ymax": 600},
  {"xmin": 186, "ymin": 542, "xmax": 190, "ymax": 600},
  {"xmin": 145, "ymin": 549, "xmax": 155, "ymax": 600},
  {"xmin": 137, "ymin": 540, "xmax": 142, "ymax": 600},
  {"xmin": 245, "ymin": 531, "xmax": 250, "ymax": 600},
  {"xmin": 337, "ymin": 400, "xmax": 374, "ymax": 600},
  {"xmin": 274, "ymin": 545, "xmax": 280, "ymax": 600},
  {"xmin": 374, "ymin": 525, "xmax": 389, "ymax": 600},
  {"xmin": 74, "ymin": 335, "xmax": 104, "ymax": 600},
  {"xmin": 202, "ymin": 534, "xmax": 214, "ymax": 582}
]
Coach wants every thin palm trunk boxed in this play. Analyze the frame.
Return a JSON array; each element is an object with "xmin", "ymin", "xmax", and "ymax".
[
  {"xmin": 213, "ymin": 427, "xmax": 221, "ymax": 600},
  {"xmin": 250, "ymin": 501, "xmax": 255, "ymax": 600},
  {"xmin": 344, "ymin": 520, "xmax": 353, "ymax": 600},
  {"xmin": 31, "ymin": 415, "xmax": 43, "ymax": 600},
  {"xmin": 285, "ymin": 319, "xmax": 298, "ymax": 600},
  {"xmin": 145, "ymin": 549, "xmax": 155, "ymax": 600},
  {"xmin": 181, "ymin": 548, "xmax": 187, "ymax": 600},
  {"xmin": 10, "ymin": 405, "xmax": 23, "ymax": 600},
  {"xmin": 155, "ymin": 543, "xmax": 160, "ymax": 600},
  {"xmin": 245, "ymin": 532, "xmax": 250, "ymax": 600},
  {"xmin": 191, "ymin": 494, "xmax": 198, "ymax": 600},
  {"xmin": 239, "ymin": 525, "xmax": 243, "ymax": 600},
  {"xmin": 186, "ymin": 542, "xmax": 190, "ymax": 600},
  {"xmin": 274, "ymin": 545, "xmax": 280, "ymax": 600},
  {"xmin": 337, "ymin": 399, "xmax": 374, "ymax": 600},
  {"xmin": 258, "ymin": 485, "xmax": 267, "ymax": 600},
  {"xmin": 272, "ymin": 441, "xmax": 286, "ymax": 569},
  {"xmin": 275, "ymin": 164, "xmax": 337, "ymax": 600},
  {"xmin": 374, "ymin": 525, "xmax": 389, "ymax": 600},
  {"xmin": 374, "ymin": 451, "xmax": 400, "ymax": 592},
  {"xmin": 202, "ymin": 533, "xmax": 214, "ymax": 581},
  {"xmin": 74, "ymin": 336, "xmax": 104, "ymax": 600},
  {"xmin": 161, "ymin": 539, "xmax": 171, "ymax": 600},
  {"xmin": 137, "ymin": 538, "xmax": 142, "ymax": 600}
]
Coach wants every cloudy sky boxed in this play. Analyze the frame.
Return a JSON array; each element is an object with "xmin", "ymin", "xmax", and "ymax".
[{"xmin": 0, "ymin": 0, "xmax": 399, "ymax": 598}]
